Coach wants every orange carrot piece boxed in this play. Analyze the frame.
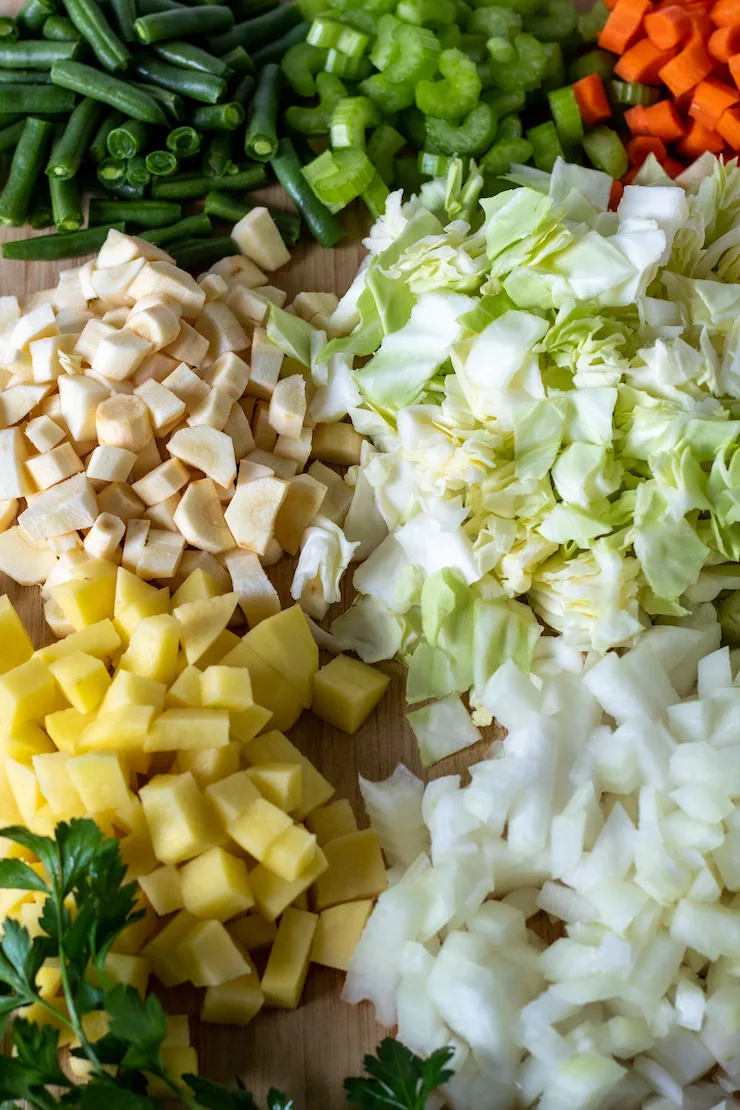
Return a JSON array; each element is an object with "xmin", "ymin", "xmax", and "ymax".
[
  {"xmin": 572, "ymin": 73, "xmax": 612, "ymax": 124},
  {"xmin": 614, "ymin": 36, "xmax": 677, "ymax": 80},
  {"xmin": 624, "ymin": 103, "xmax": 651, "ymax": 132},
  {"xmin": 645, "ymin": 4, "xmax": 692, "ymax": 44},
  {"xmin": 685, "ymin": 5, "xmax": 715, "ymax": 35},
  {"xmin": 659, "ymin": 29, "xmax": 714, "ymax": 93},
  {"xmin": 622, "ymin": 166, "xmax": 642, "ymax": 184},
  {"xmin": 711, "ymin": 0, "xmax": 740, "ymax": 24},
  {"xmin": 598, "ymin": 0, "xmax": 654, "ymax": 53},
  {"xmin": 729, "ymin": 49, "xmax": 740, "ymax": 84},
  {"xmin": 688, "ymin": 75, "xmax": 740, "ymax": 126},
  {"xmin": 641, "ymin": 98, "xmax": 688, "ymax": 137},
  {"xmin": 661, "ymin": 156, "xmax": 686, "ymax": 175},
  {"xmin": 627, "ymin": 134, "xmax": 668, "ymax": 162},
  {"xmin": 605, "ymin": 0, "xmax": 619, "ymax": 10},
  {"xmin": 677, "ymin": 116, "xmax": 726, "ymax": 154},
  {"xmin": 716, "ymin": 102, "xmax": 740, "ymax": 143},
  {"xmin": 609, "ymin": 179, "xmax": 624, "ymax": 208},
  {"xmin": 708, "ymin": 22, "xmax": 740, "ymax": 58}
]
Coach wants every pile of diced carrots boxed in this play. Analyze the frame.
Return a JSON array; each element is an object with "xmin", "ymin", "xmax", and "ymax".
[{"xmin": 596, "ymin": 0, "xmax": 740, "ymax": 179}]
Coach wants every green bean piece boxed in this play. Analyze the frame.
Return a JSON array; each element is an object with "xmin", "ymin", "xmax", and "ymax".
[
  {"xmin": 3, "ymin": 222, "xmax": 126, "ymax": 260},
  {"xmin": 97, "ymin": 156, "xmax": 126, "ymax": 184},
  {"xmin": 152, "ymin": 162, "xmax": 266, "ymax": 198},
  {"xmin": 0, "ymin": 41, "xmax": 81, "ymax": 68},
  {"xmin": 134, "ymin": 5, "xmax": 233, "ymax": 43},
  {"xmin": 245, "ymin": 62, "xmax": 280, "ymax": 162},
  {"xmin": 110, "ymin": 0, "xmax": 136, "ymax": 42},
  {"xmin": 252, "ymin": 21, "xmax": 310, "ymax": 68},
  {"xmin": 46, "ymin": 96, "xmax": 103, "ymax": 178},
  {"xmin": 0, "ymin": 69, "xmax": 52, "ymax": 84},
  {"xmin": 50, "ymin": 173, "xmax": 83, "ymax": 230},
  {"xmin": 270, "ymin": 137, "xmax": 343, "ymax": 248},
  {"xmin": 137, "ymin": 0, "xmax": 186, "ymax": 12},
  {"xmin": 170, "ymin": 236, "xmax": 238, "ymax": 269},
  {"xmin": 232, "ymin": 73, "xmax": 256, "ymax": 106},
  {"xmin": 0, "ymin": 117, "xmax": 53, "ymax": 226},
  {"xmin": 18, "ymin": 0, "xmax": 57, "ymax": 36},
  {"xmin": 139, "ymin": 211, "xmax": 211, "ymax": 244},
  {"xmin": 204, "ymin": 130, "xmax": 236, "ymax": 176},
  {"xmin": 28, "ymin": 178, "xmax": 53, "ymax": 227},
  {"xmin": 130, "ymin": 81, "xmax": 185, "ymax": 122},
  {"xmin": 42, "ymin": 15, "xmax": 82, "ymax": 40},
  {"xmin": 208, "ymin": 5, "xmax": 301, "ymax": 56},
  {"xmin": 204, "ymin": 190, "xmax": 301, "ymax": 244},
  {"xmin": 0, "ymin": 115, "xmax": 24, "ymax": 128},
  {"xmin": 219, "ymin": 46, "xmax": 255, "ymax": 75},
  {"xmin": 426, "ymin": 101, "xmax": 497, "ymax": 155},
  {"xmin": 90, "ymin": 108, "xmax": 124, "ymax": 161},
  {"xmin": 167, "ymin": 126, "xmax": 201, "ymax": 157},
  {"xmin": 366, "ymin": 122, "xmax": 405, "ymax": 186},
  {"xmin": 0, "ymin": 120, "xmax": 25, "ymax": 155},
  {"xmin": 126, "ymin": 154, "xmax": 151, "ymax": 186},
  {"xmin": 103, "ymin": 178, "xmax": 145, "ymax": 199},
  {"xmin": 51, "ymin": 61, "xmax": 168, "ymax": 123},
  {"xmin": 191, "ymin": 102, "xmax": 245, "ymax": 131},
  {"xmin": 89, "ymin": 197, "xmax": 181, "ymax": 226},
  {"xmin": 152, "ymin": 41, "xmax": 231, "ymax": 78},
  {"xmin": 281, "ymin": 40, "xmax": 327, "ymax": 97},
  {"xmin": 145, "ymin": 149, "xmax": 178, "ymax": 176},
  {"xmin": 230, "ymin": 0, "xmax": 278, "ymax": 21},
  {"xmin": 134, "ymin": 57, "xmax": 226, "ymax": 104},
  {"xmin": 107, "ymin": 117, "xmax": 148, "ymax": 159},
  {"xmin": 62, "ymin": 0, "xmax": 131, "ymax": 73}
]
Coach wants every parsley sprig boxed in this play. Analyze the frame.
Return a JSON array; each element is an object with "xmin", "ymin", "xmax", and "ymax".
[{"xmin": 0, "ymin": 819, "xmax": 453, "ymax": 1110}]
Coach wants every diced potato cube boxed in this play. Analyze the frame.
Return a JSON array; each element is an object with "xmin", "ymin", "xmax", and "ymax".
[
  {"xmin": 229, "ymin": 704, "xmax": 273, "ymax": 745},
  {"xmin": 181, "ymin": 846, "xmax": 254, "ymax": 921},
  {"xmin": 166, "ymin": 665, "xmax": 202, "ymax": 709},
  {"xmin": 148, "ymin": 1046, "xmax": 199, "ymax": 1099},
  {"xmin": 0, "ymin": 596, "xmax": 33, "ymax": 676},
  {"xmin": 0, "ymin": 659, "xmax": 59, "ymax": 729},
  {"xmin": 141, "ymin": 910, "xmax": 199, "ymax": 987},
  {"xmin": 119, "ymin": 832, "xmax": 158, "ymax": 880},
  {"xmin": 310, "ymin": 900, "xmax": 373, "ymax": 971},
  {"xmin": 138, "ymin": 865, "xmax": 184, "ymax": 917},
  {"xmin": 312, "ymin": 655, "xmax": 390, "ymax": 735},
  {"xmin": 139, "ymin": 772, "xmax": 222, "ymax": 865},
  {"xmin": 205, "ymin": 770, "xmax": 262, "ymax": 827},
  {"xmin": 111, "ymin": 889, "xmax": 159, "ymax": 956},
  {"xmin": 32, "ymin": 752, "xmax": 84, "ymax": 818},
  {"xmin": 246, "ymin": 763, "xmax": 301, "ymax": 812},
  {"xmin": 45, "ymin": 707, "xmax": 95, "ymax": 753},
  {"xmin": 104, "ymin": 952, "xmax": 150, "ymax": 998},
  {"xmin": 37, "ymin": 960, "xmax": 62, "ymax": 999},
  {"xmin": 173, "ymin": 593, "xmax": 239, "ymax": 666},
  {"xmin": 100, "ymin": 670, "xmax": 166, "ymax": 716},
  {"xmin": 312, "ymin": 830, "xmax": 387, "ymax": 911},
  {"xmin": 243, "ymin": 605, "xmax": 318, "ymax": 708},
  {"xmin": 228, "ymin": 798, "xmax": 292, "ymax": 861},
  {"xmin": 219, "ymin": 640, "xmax": 300, "ymax": 734},
  {"xmin": 67, "ymin": 752, "xmax": 130, "ymax": 812},
  {"xmin": 249, "ymin": 847, "xmax": 328, "ymax": 923},
  {"xmin": 262, "ymin": 824, "xmax": 317, "ymax": 883},
  {"xmin": 243, "ymin": 731, "xmax": 333, "ymax": 822},
  {"xmin": 144, "ymin": 708, "xmax": 230, "ymax": 752},
  {"xmin": 171, "ymin": 569, "xmax": 225, "ymax": 609},
  {"xmin": 195, "ymin": 628, "xmax": 241, "ymax": 670},
  {"xmin": 48, "ymin": 652, "xmax": 111, "ymax": 715},
  {"xmin": 228, "ymin": 914, "xmax": 277, "ymax": 951},
  {"xmin": 202, "ymin": 974, "xmax": 263, "ymax": 1026},
  {"xmin": 177, "ymin": 919, "xmax": 252, "ymax": 987},
  {"xmin": 5, "ymin": 757, "xmax": 43, "ymax": 825},
  {"xmin": 3, "ymin": 721, "xmax": 55, "ymax": 762},
  {"xmin": 175, "ymin": 743, "xmax": 240, "ymax": 788},
  {"xmin": 305, "ymin": 799, "xmax": 358, "ymax": 846},
  {"xmin": 163, "ymin": 1014, "xmax": 190, "ymax": 1047},
  {"xmin": 200, "ymin": 665, "xmax": 252, "ymax": 712},
  {"xmin": 119, "ymin": 614, "xmax": 180, "ymax": 685},
  {"xmin": 115, "ymin": 589, "xmax": 171, "ymax": 644},
  {"xmin": 80, "ymin": 706, "xmax": 154, "ymax": 752},
  {"xmin": 50, "ymin": 575, "xmax": 116, "ymax": 632},
  {"xmin": 35, "ymin": 619, "xmax": 120, "ymax": 666},
  {"xmin": 261, "ymin": 908, "xmax": 317, "ymax": 1009}
]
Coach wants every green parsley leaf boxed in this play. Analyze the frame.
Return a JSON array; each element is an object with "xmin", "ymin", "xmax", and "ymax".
[
  {"xmin": 56, "ymin": 819, "xmax": 105, "ymax": 897},
  {"xmin": 0, "ymin": 827, "xmax": 56, "ymax": 878},
  {"xmin": 184, "ymin": 1075, "xmax": 259, "ymax": 1110},
  {"xmin": 344, "ymin": 1039, "xmax": 455, "ymax": 1110},
  {"xmin": 12, "ymin": 1019, "xmax": 69, "ymax": 1089},
  {"xmin": 79, "ymin": 1080, "xmax": 154, "ymax": 1110},
  {"xmin": 105, "ymin": 986, "xmax": 168, "ymax": 1072},
  {"xmin": 0, "ymin": 861, "xmax": 48, "ymax": 894}
]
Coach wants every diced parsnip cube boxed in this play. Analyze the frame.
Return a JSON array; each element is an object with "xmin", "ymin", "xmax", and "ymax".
[
  {"xmin": 162, "ymin": 362, "xmax": 209, "ymax": 414},
  {"xmin": 119, "ymin": 832, "xmax": 158, "ymax": 880},
  {"xmin": 101, "ymin": 307, "xmax": 130, "ymax": 327},
  {"xmin": 310, "ymin": 900, "xmax": 372, "ymax": 971},
  {"xmin": 49, "ymin": 575, "xmax": 115, "ymax": 632},
  {"xmin": 144, "ymin": 708, "xmax": 230, "ymax": 752},
  {"xmin": 48, "ymin": 652, "xmax": 111, "ymax": 714},
  {"xmin": 194, "ymin": 302, "xmax": 249, "ymax": 362},
  {"xmin": 133, "ymin": 351, "xmax": 179, "ymax": 388},
  {"xmin": 131, "ymin": 458, "xmax": 189, "ymax": 507},
  {"xmin": 199, "ymin": 272, "xmax": 227, "ymax": 302},
  {"xmin": 26, "ymin": 442, "xmax": 83, "ymax": 492},
  {"xmin": 100, "ymin": 669, "xmax": 165, "ymax": 716},
  {"xmin": 178, "ymin": 919, "xmax": 252, "ymax": 987},
  {"xmin": 229, "ymin": 915, "xmax": 276, "ymax": 952},
  {"xmin": 205, "ymin": 770, "xmax": 262, "ymax": 828},
  {"xmin": 247, "ymin": 328, "xmax": 282, "ymax": 399},
  {"xmin": 96, "ymin": 230, "xmax": 171, "ymax": 269},
  {"xmin": 143, "ymin": 492, "xmax": 180, "ymax": 533},
  {"xmin": 25, "ymin": 416, "xmax": 66, "ymax": 453},
  {"xmin": 243, "ymin": 729, "xmax": 333, "ymax": 821},
  {"xmin": 0, "ymin": 428, "xmax": 33, "ymax": 499},
  {"xmin": 167, "ymin": 425, "xmax": 236, "ymax": 488},
  {"xmin": 86, "ymin": 445, "xmax": 136, "ymax": 483},
  {"xmin": 186, "ymin": 387, "xmax": 232, "ymax": 432},
  {"xmin": 138, "ymin": 864, "xmax": 184, "ymax": 916},
  {"xmin": 79, "ymin": 705, "xmax": 154, "ymax": 752},
  {"xmin": 141, "ymin": 910, "xmax": 199, "ymax": 987},
  {"xmin": 32, "ymin": 752, "xmax": 84, "ymax": 818},
  {"xmin": 272, "ymin": 474, "xmax": 326, "ymax": 558},
  {"xmin": 83, "ymin": 513, "xmax": 125, "ymax": 562},
  {"xmin": 165, "ymin": 665, "xmax": 202, "ymax": 710},
  {"xmin": 10, "ymin": 303, "xmax": 58, "ymax": 351},
  {"xmin": 223, "ymin": 548, "xmax": 279, "ymax": 628},
  {"xmin": 225, "ymin": 285, "xmax": 270, "ymax": 328},
  {"xmin": 0, "ymin": 498, "xmax": 18, "ymax": 534},
  {"xmin": 223, "ymin": 476, "xmax": 287, "ymax": 556},
  {"xmin": 275, "ymin": 428, "xmax": 312, "ymax": 469},
  {"xmin": 164, "ymin": 321, "xmax": 209, "ymax": 369},
  {"xmin": 200, "ymin": 665, "xmax": 252, "ymax": 712},
  {"xmin": 74, "ymin": 318, "xmax": 115, "ymax": 363},
  {"xmin": 312, "ymin": 830, "xmax": 387, "ymax": 911},
  {"xmin": 128, "ymin": 262, "xmax": 206, "ymax": 319},
  {"xmin": 232, "ymin": 209, "xmax": 291, "ymax": 272},
  {"xmin": 99, "ymin": 483, "xmax": 145, "ymax": 523},
  {"xmin": 140, "ymin": 772, "xmax": 222, "ymax": 866},
  {"xmin": 175, "ymin": 742, "xmax": 240, "ymax": 788},
  {"xmin": 119, "ymin": 614, "xmax": 180, "ymax": 685},
  {"xmin": 0, "ymin": 658, "xmax": 59, "ymax": 729},
  {"xmin": 311, "ymin": 422, "xmax": 363, "ymax": 466},
  {"xmin": 120, "ymin": 519, "xmax": 149, "ymax": 573},
  {"xmin": 57, "ymin": 374, "xmax": 109, "ymax": 445},
  {"xmin": 251, "ymin": 400, "xmax": 277, "ymax": 453},
  {"xmin": 173, "ymin": 592, "xmax": 239, "ymax": 665},
  {"xmin": 96, "ymin": 394, "xmax": 152, "ymax": 453},
  {"xmin": 292, "ymin": 292, "xmax": 339, "ymax": 321},
  {"xmin": 243, "ymin": 605, "xmax": 318, "ymax": 708},
  {"xmin": 313, "ymin": 654, "xmax": 390, "ymax": 735},
  {"xmin": 211, "ymin": 255, "xmax": 267, "ymax": 286},
  {"xmin": 0, "ymin": 383, "xmax": 51, "ymax": 429},
  {"xmin": 305, "ymin": 800, "xmax": 358, "ymax": 846},
  {"xmin": 127, "ymin": 301, "xmax": 181, "ymax": 351},
  {"xmin": 262, "ymin": 823, "xmax": 317, "ymax": 883},
  {"xmin": 48, "ymin": 532, "xmax": 81, "ymax": 556},
  {"xmin": 67, "ymin": 751, "xmax": 129, "ymax": 812},
  {"xmin": 0, "ymin": 526, "xmax": 51, "ymax": 586},
  {"xmin": 204, "ymin": 352, "xmax": 250, "ymax": 400},
  {"xmin": 246, "ymin": 449, "xmax": 297, "ymax": 481},
  {"xmin": 137, "ymin": 528, "xmax": 186, "ymax": 581},
  {"xmin": 173, "ymin": 549, "xmax": 231, "ymax": 593},
  {"xmin": 223, "ymin": 402, "xmax": 255, "ymax": 461},
  {"xmin": 228, "ymin": 797, "xmax": 292, "ymax": 861},
  {"xmin": 246, "ymin": 763, "xmax": 302, "ymax": 813},
  {"xmin": 92, "ymin": 329, "xmax": 152, "ymax": 382},
  {"xmin": 90, "ymin": 258, "xmax": 146, "ymax": 307},
  {"xmin": 202, "ymin": 974, "xmax": 263, "ymax": 1026},
  {"xmin": 238, "ymin": 460, "xmax": 273, "ymax": 485},
  {"xmin": 135, "ymin": 379, "xmax": 187, "ymax": 433},
  {"xmin": 181, "ymin": 846, "xmax": 254, "ymax": 921},
  {"xmin": 269, "ymin": 375, "xmax": 305, "ymax": 440},
  {"xmin": 0, "ymin": 596, "xmax": 34, "ymax": 676},
  {"xmin": 261, "ymin": 907, "xmax": 317, "ymax": 1008}
]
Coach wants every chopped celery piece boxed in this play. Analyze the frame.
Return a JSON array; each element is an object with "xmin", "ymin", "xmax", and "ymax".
[
  {"xmin": 582, "ymin": 125, "xmax": 627, "ymax": 178},
  {"xmin": 483, "ymin": 88, "xmax": 526, "ymax": 116},
  {"xmin": 281, "ymin": 41, "xmax": 328, "ymax": 97},
  {"xmin": 485, "ymin": 32, "xmax": 547, "ymax": 92},
  {"xmin": 303, "ymin": 146, "xmax": 375, "ymax": 211},
  {"xmin": 395, "ymin": 155, "xmax": 426, "ymax": 192},
  {"xmin": 524, "ymin": 0, "xmax": 576, "ymax": 42},
  {"xmin": 497, "ymin": 113, "xmax": 522, "ymax": 139},
  {"xmin": 468, "ymin": 6, "xmax": 521, "ymax": 38},
  {"xmin": 418, "ymin": 149, "xmax": 452, "ymax": 175},
  {"xmin": 396, "ymin": 0, "xmax": 456, "ymax": 26},
  {"xmin": 415, "ymin": 46, "xmax": 481, "ymax": 123},
  {"xmin": 367, "ymin": 122, "xmax": 405, "ymax": 185},
  {"xmin": 285, "ymin": 70, "xmax": 347, "ymax": 135},
  {"xmin": 378, "ymin": 22, "xmax": 441, "ymax": 84},
  {"xmin": 307, "ymin": 16, "xmax": 342, "ymax": 47},
  {"xmin": 330, "ymin": 95, "xmax": 380, "ymax": 148},
  {"xmin": 568, "ymin": 47, "xmax": 613, "ymax": 83},
  {"xmin": 338, "ymin": 9, "xmax": 376, "ymax": 34},
  {"xmin": 325, "ymin": 48, "xmax": 372, "ymax": 78},
  {"xmin": 438, "ymin": 24, "xmax": 461, "ymax": 48},
  {"xmin": 426, "ymin": 101, "xmax": 497, "ymax": 155},
  {"xmin": 460, "ymin": 31, "xmax": 487, "ymax": 61},
  {"xmin": 369, "ymin": 13, "xmax": 401, "ymax": 69},
  {"xmin": 480, "ymin": 135, "xmax": 532, "ymax": 176},
  {"xmin": 360, "ymin": 72, "xmax": 415, "ymax": 113},
  {"xmin": 541, "ymin": 41, "xmax": 565, "ymax": 90},
  {"xmin": 608, "ymin": 80, "xmax": 660, "ymax": 107},
  {"xmin": 401, "ymin": 105, "xmax": 427, "ymax": 148},
  {"xmin": 362, "ymin": 171, "xmax": 389, "ymax": 218},
  {"xmin": 547, "ymin": 84, "xmax": 584, "ymax": 145},
  {"xmin": 336, "ymin": 24, "xmax": 369, "ymax": 56},
  {"xmin": 526, "ymin": 119, "xmax": 563, "ymax": 171},
  {"xmin": 578, "ymin": 0, "xmax": 608, "ymax": 42}
]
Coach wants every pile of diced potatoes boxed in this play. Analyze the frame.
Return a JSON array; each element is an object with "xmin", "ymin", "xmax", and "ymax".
[{"xmin": 0, "ymin": 571, "xmax": 391, "ymax": 1088}]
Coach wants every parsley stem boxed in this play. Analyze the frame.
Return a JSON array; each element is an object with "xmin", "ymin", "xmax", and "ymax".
[{"xmin": 152, "ymin": 1064, "xmax": 201, "ymax": 1109}]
